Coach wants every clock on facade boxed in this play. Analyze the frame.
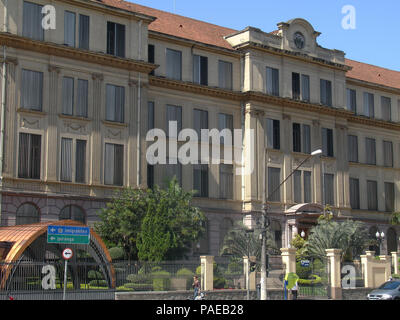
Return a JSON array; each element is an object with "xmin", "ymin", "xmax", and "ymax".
[{"xmin": 294, "ymin": 32, "xmax": 305, "ymax": 49}]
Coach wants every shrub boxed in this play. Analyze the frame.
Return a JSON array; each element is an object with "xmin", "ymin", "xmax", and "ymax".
[
  {"xmin": 88, "ymin": 270, "xmax": 103, "ymax": 280},
  {"xmin": 108, "ymin": 247, "xmax": 125, "ymax": 260},
  {"xmin": 176, "ymin": 268, "xmax": 194, "ymax": 278},
  {"xmin": 296, "ymin": 262, "xmax": 312, "ymax": 280},
  {"xmin": 213, "ymin": 277, "xmax": 226, "ymax": 289},
  {"xmin": 152, "ymin": 270, "xmax": 171, "ymax": 291},
  {"xmin": 89, "ymin": 279, "xmax": 107, "ymax": 287},
  {"xmin": 123, "ymin": 282, "xmax": 154, "ymax": 291},
  {"xmin": 195, "ymin": 266, "xmax": 201, "ymax": 276},
  {"xmin": 227, "ymin": 261, "xmax": 242, "ymax": 275},
  {"xmin": 126, "ymin": 273, "xmax": 152, "ymax": 284},
  {"xmin": 297, "ymin": 275, "xmax": 322, "ymax": 286}
]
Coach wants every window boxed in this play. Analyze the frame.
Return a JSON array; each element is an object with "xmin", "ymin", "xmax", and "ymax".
[
  {"xmin": 193, "ymin": 55, "xmax": 208, "ymax": 86},
  {"xmin": 218, "ymin": 113, "xmax": 233, "ymax": 145},
  {"xmin": 292, "ymin": 73, "xmax": 310, "ymax": 101},
  {"xmin": 293, "ymin": 170, "xmax": 312, "ymax": 204},
  {"xmin": 16, "ymin": 203, "xmax": 39, "ymax": 225},
  {"xmin": 106, "ymin": 84, "xmax": 125, "ymax": 123},
  {"xmin": 165, "ymin": 160, "xmax": 182, "ymax": 187},
  {"xmin": 348, "ymin": 135, "xmax": 358, "ymax": 162},
  {"xmin": 18, "ymin": 133, "xmax": 41, "ymax": 179},
  {"xmin": 166, "ymin": 48, "xmax": 182, "ymax": 80},
  {"xmin": 75, "ymin": 140, "xmax": 86, "ymax": 183},
  {"xmin": 62, "ymin": 77, "xmax": 74, "ymax": 115},
  {"xmin": 166, "ymin": 105, "xmax": 182, "ymax": 136},
  {"xmin": 23, "ymin": 1, "xmax": 44, "ymax": 41},
  {"xmin": 148, "ymin": 44, "xmax": 155, "ymax": 75},
  {"xmin": 367, "ymin": 180, "xmax": 378, "ymax": 211},
  {"xmin": 383, "ymin": 141, "xmax": 393, "ymax": 167},
  {"xmin": 148, "ymin": 101, "xmax": 155, "ymax": 130},
  {"xmin": 268, "ymin": 167, "xmax": 281, "ymax": 202},
  {"xmin": 193, "ymin": 164, "xmax": 208, "ymax": 197},
  {"xmin": 293, "ymin": 170, "xmax": 302, "ymax": 203},
  {"xmin": 62, "ymin": 77, "xmax": 88, "ymax": 117},
  {"xmin": 303, "ymin": 171, "xmax": 311, "ymax": 203},
  {"xmin": 60, "ymin": 205, "xmax": 86, "ymax": 224},
  {"xmin": 301, "ymin": 75, "xmax": 310, "ymax": 102},
  {"xmin": 147, "ymin": 164, "xmax": 154, "ymax": 189},
  {"xmin": 364, "ymin": 92, "xmax": 374, "ymax": 118},
  {"xmin": 381, "ymin": 96, "xmax": 391, "ymax": 121},
  {"xmin": 347, "ymin": 88, "xmax": 357, "ymax": 113},
  {"xmin": 349, "ymin": 178, "xmax": 360, "ymax": 209},
  {"xmin": 60, "ymin": 138, "xmax": 86, "ymax": 183},
  {"xmin": 104, "ymin": 143, "xmax": 124, "ymax": 186},
  {"xmin": 292, "ymin": 73, "xmax": 300, "ymax": 100},
  {"xmin": 320, "ymin": 79, "xmax": 332, "ymax": 106},
  {"xmin": 21, "ymin": 69, "xmax": 43, "ymax": 111},
  {"xmin": 64, "ymin": 11, "xmax": 76, "ymax": 47},
  {"xmin": 385, "ymin": 182, "xmax": 395, "ymax": 212},
  {"xmin": 79, "ymin": 14, "xmax": 90, "ymax": 50},
  {"xmin": 107, "ymin": 21, "xmax": 125, "ymax": 58},
  {"xmin": 266, "ymin": 119, "xmax": 280, "ymax": 150},
  {"xmin": 322, "ymin": 128, "xmax": 334, "ymax": 157},
  {"xmin": 292, "ymin": 123, "xmax": 310, "ymax": 154},
  {"xmin": 60, "ymin": 138, "xmax": 73, "ymax": 182},
  {"xmin": 365, "ymin": 138, "xmax": 376, "ymax": 165},
  {"xmin": 219, "ymin": 164, "xmax": 233, "ymax": 199},
  {"xmin": 323, "ymin": 173, "xmax": 334, "ymax": 206},
  {"xmin": 218, "ymin": 60, "xmax": 233, "ymax": 90},
  {"xmin": 194, "ymin": 109, "xmax": 208, "ymax": 138},
  {"xmin": 266, "ymin": 67, "xmax": 279, "ymax": 96}
]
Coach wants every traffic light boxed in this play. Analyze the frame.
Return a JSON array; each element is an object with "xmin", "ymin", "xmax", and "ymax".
[{"xmin": 250, "ymin": 261, "xmax": 257, "ymax": 273}]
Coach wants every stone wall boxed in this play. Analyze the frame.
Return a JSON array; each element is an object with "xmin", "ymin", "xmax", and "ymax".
[{"xmin": 341, "ymin": 288, "xmax": 370, "ymax": 300}]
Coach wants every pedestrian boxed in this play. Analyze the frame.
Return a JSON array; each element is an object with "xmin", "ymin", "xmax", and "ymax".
[
  {"xmin": 291, "ymin": 280, "xmax": 299, "ymax": 300},
  {"xmin": 192, "ymin": 276, "xmax": 200, "ymax": 300}
]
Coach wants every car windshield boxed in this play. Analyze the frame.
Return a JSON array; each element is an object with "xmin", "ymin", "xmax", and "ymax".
[{"xmin": 378, "ymin": 281, "xmax": 400, "ymax": 290}]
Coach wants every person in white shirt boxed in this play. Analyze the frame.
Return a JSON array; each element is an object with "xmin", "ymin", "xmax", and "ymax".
[{"xmin": 291, "ymin": 281, "xmax": 299, "ymax": 300}]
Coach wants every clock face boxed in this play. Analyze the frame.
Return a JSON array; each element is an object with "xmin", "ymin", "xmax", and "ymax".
[{"xmin": 294, "ymin": 32, "xmax": 305, "ymax": 49}]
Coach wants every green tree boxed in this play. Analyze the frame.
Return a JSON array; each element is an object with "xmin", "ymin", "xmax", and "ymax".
[
  {"xmin": 305, "ymin": 218, "xmax": 369, "ymax": 261},
  {"xmin": 136, "ymin": 178, "xmax": 206, "ymax": 262},
  {"xmin": 389, "ymin": 212, "xmax": 400, "ymax": 225},
  {"xmin": 94, "ymin": 187, "xmax": 149, "ymax": 260},
  {"xmin": 290, "ymin": 234, "xmax": 306, "ymax": 259},
  {"xmin": 219, "ymin": 221, "xmax": 277, "ymax": 262}
]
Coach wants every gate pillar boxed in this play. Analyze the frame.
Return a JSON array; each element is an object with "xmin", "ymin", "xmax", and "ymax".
[{"xmin": 326, "ymin": 249, "xmax": 342, "ymax": 300}]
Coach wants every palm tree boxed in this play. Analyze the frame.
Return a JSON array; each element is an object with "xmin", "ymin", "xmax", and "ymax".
[
  {"xmin": 389, "ymin": 212, "xmax": 400, "ymax": 225},
  {"xmin": 305, "ymin": 218, "xmax": 370, "ymax": 262},
  {"xmin": 220, "ymin": 221, "xmax": 277, "ymax": 261}
]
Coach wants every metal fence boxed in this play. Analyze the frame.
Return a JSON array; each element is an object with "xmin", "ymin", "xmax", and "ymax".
[{"xmin": 297, "ymin": 257, "xmax": 329, "ymax": 299}]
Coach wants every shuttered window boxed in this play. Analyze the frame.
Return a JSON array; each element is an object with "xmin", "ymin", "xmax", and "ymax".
[
  {"xmin": 347, "ymin": 88, "xmax": 357, "ymax": 113},
  {"xmin": 18, "ymin": 133, "xmax": 41, "ymax": 179},
  {"xmin": 21, "ymin": 69, "xmax": 43, "ymax": 111},
  {"xmin": 266, "ymin": 67, "xmax": 279, "ymax": 96},
  {"xmin": 23, "ymin": 1, "xmax": 44, "ymax": 41},
  {"xmin": 218, "ymin": 60, "xmax": 233, "ymax": 90},
  {"xmin": 367, "ymin": 180, "xmax": 378, "ymax": 211},
  {"xmin": 364, "ymin": 92, "xmax": 374, "ymax": 118},
  {"xmin": 106, "ymin": 84, "xmax": 125, "ymax": 123},
  {"xmin": 166, "ymin": 49, "xmax": 182, "ymax": 80},
  {"xmin": 64, "ymin": 11, "xmax": 76, "ymax": 47},
  {"xmin": 104, "ymin": 143, "xmax": 124, "ymax": 186},
  {"xmin": 193, "ymin": 164, "xmax": 208, "ymax": 198},
  {"xmin": 349, "ymin": 178, "xmax": 360, "ymax": 209},
  {"xmin": 220, "ymin": 164, "xmax": 233, "ymax": 199},
  {"xmin": 107, "ymin": 22, "xmax": 125, "ymax": 58},
  {"xmin": 79, "ymin": 14, "xmax": 90, "ymax": 50},
  {"xmin": 365, "ymin": 138, "xmax": 376, "ymax": 165},
  {"xmin": 193, "ymin": 55, "xmax": 208, "ymax": 86},
  {"xmin": 322, "ymin": 128, "xmax": 334, "ymax": 157},
  {"xmin": 323, "ymin": 173, "xmax": 334, "ymax": 206},
  {"xmin": 268, "ymin": 167, "xmax": 281, "ymax": 202},
  {"xmin": 348, "ymin": 135, "xmax": 358, "ymax": 162},
  {"xmin": 381, "ymin": 96, "xmax": 392, "ymax": 121}
]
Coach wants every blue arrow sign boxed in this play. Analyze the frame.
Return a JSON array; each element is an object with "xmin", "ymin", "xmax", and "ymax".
[{"xmin": 48, "ymin": 225, "xmax": 90, "ymax": 236}]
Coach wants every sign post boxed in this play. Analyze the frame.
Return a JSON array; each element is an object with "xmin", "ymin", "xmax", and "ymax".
[
  {"xmin": 47, "ymin": 225, "xmax": 90, "ymax": 245},
  {"xmin": 62, "ymin": 248, "xmax": 73, "ymax": 301}
]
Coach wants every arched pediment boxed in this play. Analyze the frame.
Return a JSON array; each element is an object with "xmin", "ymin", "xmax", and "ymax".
[{"xmin": 285, "ymin": 203, "xmax": 324, "ymax": 215}]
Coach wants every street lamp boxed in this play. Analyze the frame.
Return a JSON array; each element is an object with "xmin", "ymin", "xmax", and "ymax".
[
  {"xmin": 300, "ymin": 230, "xmax": 306, "ymax": 238},
  {"xmin": 243, "ymin": 215, "xmax": 255, "ymax": 301},
  {"xmin": 260, "ymin": 148, "xmax": 322, "ymax": 300},
  {"xmin": 376, "ymin": 231, "xmax": 385, "ymax": 255}
]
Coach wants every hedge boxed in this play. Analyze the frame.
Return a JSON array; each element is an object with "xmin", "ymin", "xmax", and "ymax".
[{"xmin": 297, "ymin": 275, "xmax": 322, "ymax": 286}]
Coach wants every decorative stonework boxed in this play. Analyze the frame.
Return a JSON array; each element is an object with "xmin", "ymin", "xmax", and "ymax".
[{"xmin": 20, "ymin": 116, "xmax": 41, "ymax": 129}]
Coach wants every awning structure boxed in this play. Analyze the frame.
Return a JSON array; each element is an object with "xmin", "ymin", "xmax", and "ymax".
[
  {"xmin": 285, "ymin": 203, "xmax": 324, "ymax": 216},
  {"xmin": 0, "ymin": 220, "xmax": 115, "ymax": 289}
]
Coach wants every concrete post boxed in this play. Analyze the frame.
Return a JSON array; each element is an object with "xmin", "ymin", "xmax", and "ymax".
[
  {"xmin": 361, "ymin": 251, "xmax": 391, "ymax": 288},
  {"xmin": 326, "ymin": 249, "xmax": 342, "ymax": 300},
  {"xmin": 200, "ymin": 256, "xmax": 214, "ymax": 291},
  {"xmin": 280, "ymin": 248, "xmax": 297, "ymax": 275},
  {"xmin": 392, "ymin": 252, "xmax": 399, "ymax": 275},
  {"xmin": 243, "ymin": 256, "xmax": 256, "ymax": 290}
]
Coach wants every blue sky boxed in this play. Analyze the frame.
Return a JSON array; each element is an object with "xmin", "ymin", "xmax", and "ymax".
[{"xmin": 129, "ymin": 0, "xmax": 399, "ymax": 71}]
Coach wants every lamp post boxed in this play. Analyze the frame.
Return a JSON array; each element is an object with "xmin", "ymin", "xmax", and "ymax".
[
  {"xmin": 243, "ymin": 215, "xmax": 255, "ymax": 300},
  {"xmin": 376, "ymin": 231, "xmax": 385, "ymax": 255},
  {"xmin": 260, "ymin": 148, "xmax": 323, "ymax": 300}
]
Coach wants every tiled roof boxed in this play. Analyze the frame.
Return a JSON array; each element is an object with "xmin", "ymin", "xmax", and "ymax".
[
  {"xmin": 100, "ymin": 0, "xmax": 237, "ymax": 49},
  {"xmin": 100, "ymin": 1, "xmax": 400, "ymax": 91},
  {"xmin": 345, "ymin": 58, "xmax": 400, "ymax": 91}
]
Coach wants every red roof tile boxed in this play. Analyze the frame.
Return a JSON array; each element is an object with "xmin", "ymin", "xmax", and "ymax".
[
  {"xmin": 99, "ymin": 1, "xmax": 400, "ymax": 91},
  {"xmin": 100, "ymin": 0, "xmax": 237, "ymax": 49},
  {"xmin": 345, "ymin": 58, "xmax": 400, "ymax": 91}
]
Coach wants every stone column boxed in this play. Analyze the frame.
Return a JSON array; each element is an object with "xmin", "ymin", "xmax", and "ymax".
[
  {"xmin": 280, "ymin": 248, "xmax": 296, "ymax": 275},
  {"xmin": 91, "ymin": 73, "xmax": 104, "ymax": 186},
  {"xmin": 326, "ymin": 249, "xmax": 342, "ymax": 300},
  {"xmin": 46, "ymin": 65, "xmax": 61, "ymax": 182},
  {"xmin": 200, "ymin": 256, "xmax": 214, "ymax": 291},
  {"xmin": 243, "ymin": 256, "xmax": 256, "ymax": 290},
  {"xmin": 360, "ymin": 251, "xmax": 374, "ymax": 288},
  {"xmin": 392, "ymin": 252, "xmax": 399, "ymax": 275}
]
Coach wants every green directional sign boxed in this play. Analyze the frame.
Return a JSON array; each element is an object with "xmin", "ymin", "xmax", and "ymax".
[{"xmin": 47, "ymin": 225, "xmax": 90, "ymax": 245}]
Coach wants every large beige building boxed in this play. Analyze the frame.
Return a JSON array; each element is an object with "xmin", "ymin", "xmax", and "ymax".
[{"xmin": 0, "ymin": 0, "xmax": 399, "ymax": 256}]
